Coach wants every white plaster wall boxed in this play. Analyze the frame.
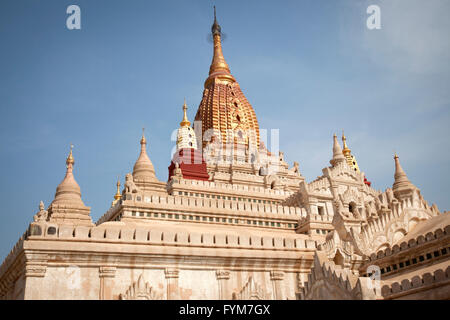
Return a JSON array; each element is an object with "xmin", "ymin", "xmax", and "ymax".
[
  {"xmin": 178, "ymin": 269, "xmax": 218, "ymax": 299},
  {"xmin": 41, "ymin": 266, "xmax": 100, "ymax": 300},
  {"xmin": 281, "ymin": 272, "xmax": 298, "ymax": 300}
]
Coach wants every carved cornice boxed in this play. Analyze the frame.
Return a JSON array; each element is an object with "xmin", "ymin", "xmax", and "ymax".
[
  {"xmin": 23, "ymin": 253, "xmax": 48, "ymax": 278},
  {"xmin": 25, "ymin": 263, "xmax": 47, "ymax": 278}
]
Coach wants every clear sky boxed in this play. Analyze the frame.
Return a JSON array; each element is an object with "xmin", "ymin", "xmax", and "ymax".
[{"xmin": 0, "ymin": 0, "xmax": 449, "ymax": 261}]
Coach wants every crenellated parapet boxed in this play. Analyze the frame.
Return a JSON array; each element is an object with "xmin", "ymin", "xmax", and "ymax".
[
  {"xmin": 380, "ymin": 267, "xmax": 450, "ymax": 299},
  {"xmin": 20, "ymin": 220, "xmax": 318, "ymax": 252},
  {"xmin": 360, "ymin": 221, "xmax": 450, "ymax": 278},
  {"xmin": 0, "ymin": 231, "xmax": 27, "ymax": 298}
]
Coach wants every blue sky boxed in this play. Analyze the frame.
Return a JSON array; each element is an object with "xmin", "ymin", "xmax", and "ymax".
[{"xmin": 0, "ymin": 0, "xmax": 449, "ymax": 261}]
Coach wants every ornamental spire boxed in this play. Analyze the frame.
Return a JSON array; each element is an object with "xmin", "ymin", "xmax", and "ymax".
[
  {"xmin": 180, "ymin": 98, "xmax": 191, "ymax": 127},
  {"xmin": 114, "ymin": 179, "xmax": 121, "ymax": 200},
  {"xmin": 47, "ymin": 144, "xmax": 92, "ymax": 226},
  {"xmin": 176, "ymin": 99, "xmax": 197, "ymax": 150},
  {"xmin": 341, "ymin": 131, "xmax": 360, "ymax": 172},
  {"xmin": 51, "ymin": 144, "xmax": 85, "ymax": 207},
  {"xmin": 66, "ymin": 143, "xmax": 74, "ymax": 168},
  {"xmin": 205, "ymin": 6, "xmax": 235, "ymax": 87},
  {"xmin": 330, "ymin": 133, "xmax": 346, "ymax": 166},
  {"xmin": 140, "ymin": 128, "xmax": 146, "ymax": 145},
  {"xmin": 111, "ymin": 178, "xmax": 122, "ymax": 206},
  {"xmin": 133, "ymin": 129, "xmax": 156, "ymax": 180},
  {"xmin": 342, "ymin": 131, "xmax": 350, "ymax": 156},
  {"xmin": 212, "ymin": 6, "xmax": 220, "ymax": 36},
  {"xmin": 393, "ymin": 153, "xmax": 416, "ymax": 198}
]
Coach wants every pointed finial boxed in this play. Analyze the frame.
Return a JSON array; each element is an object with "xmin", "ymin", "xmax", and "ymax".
[
  {"xmin": 212, "ymin": 6, "xmax": 221, "ymax": 36},
  {"xmin": 133, "ymin": 128, "xmax": 156, "ymax": 180},
  {"xmin": 393, "ymin": 153, "xmax": 416, "ymax": 197},
  {"xmin": 140, "ymin": 128, "xmax": 146, "ymax": 145},
  {"xmin": 205, "ymin": 5, "xmax": 235, "ymax": 87},
  {"xmin": 180, "ymin": 98, "xmax": 191, "ymax": 127},
  {"xmin": 330, "ymin": 133, "xmax": 346, "ymax": 166},
  {"xmin": 394, "ymin": 153, "xmax": 404, "ymax": 174},
  {"xmin": 114, "ymin": 178, "xmax": 122, "ymax": 201},
  {"xmin": 51, "ymin": 144, "xmax": 87, "ymax": 209},
  {"xmin": 66, "ymin": 143, "xmax": 75, "ymax": 168},
  {"xmin": 342, "ymin": 130, "xmax": 350, "ymax": 155}
]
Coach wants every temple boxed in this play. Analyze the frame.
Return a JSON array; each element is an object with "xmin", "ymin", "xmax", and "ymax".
[{"xmin": 0, "ymin": 8, "xmax": 448, "ymax": 300}]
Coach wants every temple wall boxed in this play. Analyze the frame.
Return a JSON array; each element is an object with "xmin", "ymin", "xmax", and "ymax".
[
  {"xmin": 24, "ymin": 266, "xmax": 100, "ymax": 300},
  {"xmin": 17, "ymin": 265, "xmax": 303, "ymax": 300},
  {"xmin": 0, "ymin": 220, "xmax": 315, "ymax": 300}
]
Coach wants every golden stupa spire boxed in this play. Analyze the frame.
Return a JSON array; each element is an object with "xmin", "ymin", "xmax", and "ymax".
[
  {"xmin": 342, "ymin": 130, "xmax": 359, "ymax": 172},
  {"xmin": 140, "ymin": 128, "xmax": 146, "ymax": 145},
  {"xmin": 66, "ymin": 143, "xmax": 75, "ymax": 169},
  {"xmin": 176, "ymin": 99, "xmax": 197, "ymax": 150},
  {"xmin": 341, "ymin": 131, "xmax": 360, "ymax": 172},
  {"xmin": 205, "ymin": 6, "xmax": 235, "ymax": 87},
  {"xmin": 112, "ymin": 178, "xmax": 122, "ymax": 206},
  {"xmin": 114, "ymin": 179, "xmax": 121, "ymax": 200},
  {"xmin": 180, "ymin": 98, "xmax": 191, "ymax": 127},
  {"xmin": 342, "ymin": 130, "xmax": 351, "ymax": 156}
]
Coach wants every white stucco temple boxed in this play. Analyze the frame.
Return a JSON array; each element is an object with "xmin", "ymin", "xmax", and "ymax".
[{"xmin": 0, "ymin": 8, "xmax": 448, "ymax": 300}]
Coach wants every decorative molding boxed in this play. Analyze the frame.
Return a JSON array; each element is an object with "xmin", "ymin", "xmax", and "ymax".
[
  {"xmin": 270, "ymin": 271, "xmax": 284, "ymax": 281},
  {"xmin": 23, "ymin": 253, "xmax": 48, "ymax": 278},
  {"xmin": 25, "ymin": 264, "xmax": 47, "ymax": 278},
  {"xmin": 381, "ymin": 266, "xmax": 450, "ymax": 299},
  {"xmin": 99, "ymin": 266, "xmax": 116, "ymax": 278},
  {"xmin": 165, "ymin": 268, "xmax": 179, "ymax": 279},
  {"xmin": 216, "ymin": 269, "xmax": 230, "ymax": 280}
]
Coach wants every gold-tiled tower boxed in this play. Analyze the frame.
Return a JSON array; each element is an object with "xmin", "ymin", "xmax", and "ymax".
[{"xmin": 194, "ymin": 7, "xmax": 260, "ymax": 150}]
